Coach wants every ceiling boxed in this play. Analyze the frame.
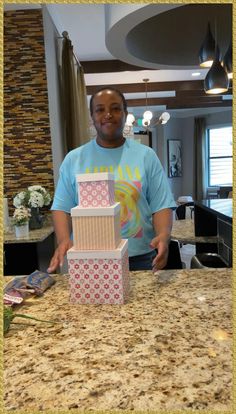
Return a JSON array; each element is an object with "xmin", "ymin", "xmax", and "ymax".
[{"xmin": 4, "ymin": 3, "xmax": 233, "ymax": 120}]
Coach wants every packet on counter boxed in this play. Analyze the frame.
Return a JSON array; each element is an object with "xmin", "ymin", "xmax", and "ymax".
[
  {"xmin": 25, "ymin": 270, "xmax": 56, "ymax": 295},
  {"xmin": 4, "ymin": 270, "xmax": 56, "ymax": 305}
]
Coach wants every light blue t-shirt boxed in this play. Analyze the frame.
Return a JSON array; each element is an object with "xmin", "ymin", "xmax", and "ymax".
[{"xmin": 51, "ymin": 138, "xmax": 176, "ymax": 256}]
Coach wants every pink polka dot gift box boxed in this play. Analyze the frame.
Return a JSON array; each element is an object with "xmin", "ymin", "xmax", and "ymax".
[
  {"xmin": 77, "ymin": 172, "xmax": 115, "ymax": 208},
  {"xmin": 71, "ymin": 202, "xmax": 121, "ymax": 250},
  {"xmin": 67, "ymin": 239, "xmax": 130, "ymax": 304}
]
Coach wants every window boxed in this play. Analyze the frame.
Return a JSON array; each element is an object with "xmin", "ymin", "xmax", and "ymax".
[{"xmin": 207, "ymin": 126, "xmax": 232, "ymax": 187}]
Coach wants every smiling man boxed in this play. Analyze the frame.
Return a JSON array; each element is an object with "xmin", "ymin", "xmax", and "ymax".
[
  {"xmin": 48, "ymin": 87, "xmax": 176, "ymax": 274},
  {"xmin": 90, "ymin": 88, "xmax": 128, "ymax": 147}
]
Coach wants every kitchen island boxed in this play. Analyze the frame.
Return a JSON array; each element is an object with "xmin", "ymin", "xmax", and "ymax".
[
  {"xmin": 195, "ymin": 199, "xmax": 232, "ymax": 224},
  {"xmin": 4, "ymin": 269, "xmax": 232, "ymax": 411},
  {"xmin": 171, "ymin": 219, "xmax": 218, "ymax": 244},
  {"xmin": 194, "ymin": 199, "xmax": 232, "ymax": 264}
]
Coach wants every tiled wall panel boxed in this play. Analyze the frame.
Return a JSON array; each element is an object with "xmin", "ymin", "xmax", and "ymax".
[{"xmin": 4, "ymin": 10, "xmax": 54, "ymax": 213}]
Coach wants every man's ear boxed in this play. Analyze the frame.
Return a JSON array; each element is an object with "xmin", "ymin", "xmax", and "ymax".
[{"xmin": 89, "ymin": 112, "xmax": 94, "ymax": 123}]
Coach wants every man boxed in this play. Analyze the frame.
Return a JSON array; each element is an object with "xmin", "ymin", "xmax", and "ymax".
[{"xmin": 47, "ymin": 87, "xmax": 176, "ymax": 273}]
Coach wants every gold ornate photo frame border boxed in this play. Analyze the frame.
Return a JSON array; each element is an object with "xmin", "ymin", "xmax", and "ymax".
[{"xmin": 0, "ymin": 1, "xmax": 235, "ymax": 414}]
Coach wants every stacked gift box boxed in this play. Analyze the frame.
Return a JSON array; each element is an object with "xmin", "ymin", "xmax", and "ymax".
[{"xmin": 67, "ymin": 172, "xmax": 130, "ymax": 304}]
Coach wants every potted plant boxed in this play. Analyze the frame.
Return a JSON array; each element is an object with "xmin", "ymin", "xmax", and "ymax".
[
  {"xmin": 12, "ymin": 207, "xmax": 31, "ymax": 238},
  {"xmin": 13, "ymin": 185, "xmax": 51, "ymax": 229}
]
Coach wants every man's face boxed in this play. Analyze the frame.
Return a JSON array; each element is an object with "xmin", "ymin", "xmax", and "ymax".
[{"xmin": 91, "ymin": 90, "xmax": 127, "ymax": 143}]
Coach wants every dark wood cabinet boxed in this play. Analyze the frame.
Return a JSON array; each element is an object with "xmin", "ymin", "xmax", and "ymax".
[
  {"xmin": 194, "ymin": 199, "xmax": 232, "ymax": 265},
  {"xmin": 194, "ymin": 204, "xmax": 217, "ymax": 237},
  {"xmin": 4, "ymin": 231, "xmax": 55, "ymax": 276}
]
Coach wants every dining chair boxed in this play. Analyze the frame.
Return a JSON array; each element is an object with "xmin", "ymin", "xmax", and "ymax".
[
  {"xmin": 164, "ymin": 239, "xmax": 185, "ymax": 269},
  {"xmin": 217, "ymin": 186, "xmax": 232, "ymax": 198},
  {"xmin": 175, "ymin": 202, "xmax": 194, "ymax": 220}
]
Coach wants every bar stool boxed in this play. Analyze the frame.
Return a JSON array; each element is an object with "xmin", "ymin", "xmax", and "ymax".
[
  {"xmin": 176, "ymin": 196, "xmax": 194, "ymax": 220},
  {"xmin": 164, "ymin": 239, "xmax": 186, "ymax": 269},
  {"xmin": 217, "ymin": 186, "xmax": 232, "ymax": 198}
]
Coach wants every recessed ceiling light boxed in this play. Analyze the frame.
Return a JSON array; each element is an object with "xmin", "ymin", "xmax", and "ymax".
[{"xmin": 192, "ymin": 72, "xmax": 201, "ymax": 77}]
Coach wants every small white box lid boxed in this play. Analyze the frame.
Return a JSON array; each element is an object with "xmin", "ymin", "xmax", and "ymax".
[
  {"xmin": 67, "ymin": 239, "xmax": 128, "ymax": 259},
  {"xmin": 71, "ymin": 202, "xmax": 120, "ymax": 217},
  {"xmin": 76, "ymin": 172, "xmax": 114, "ymax": 182}
]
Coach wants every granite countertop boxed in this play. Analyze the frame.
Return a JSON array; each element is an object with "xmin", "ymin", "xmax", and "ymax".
[
  {"xmin": 4, "ymin": 268, "xmax": 232, "ymax": 411},
  {"xmin": 4, "ymin": 221, "xmax": 54, "ymax": 244},
  {"xmin": 171, "ymin": 219, "xmax": 218, "ymax": 244}
]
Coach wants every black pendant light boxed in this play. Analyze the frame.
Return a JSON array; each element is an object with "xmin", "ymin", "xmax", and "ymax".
[
  {"xmin": 204, "ymin": 48, "xmax": 229, "ymax": 94},
  {"xmin": 223, "ymin": 40, "xmax": 232, "ymax": 79},
  {"xmin": 204, "ymin": 20, "xmax": 229, "ymax": 94},
  {"xmin": 199, "ymin": 22, "xmax": 220, "ymax": 67}
]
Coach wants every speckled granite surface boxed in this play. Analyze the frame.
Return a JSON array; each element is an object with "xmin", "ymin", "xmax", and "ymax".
[
  {"xmin": 4, "ymin": 222, "xmax": 54, "ymax": 244},
  {"xmin": 4, "ymin": 219, "xmax": 215, "ymax": 245},
  {"xmin": 172, "ymin": 219, "xmax": 218, "ymax": 244},
  {"xmin": 4, "ymin": 269, "xmax": 232, "ymax": 411}
]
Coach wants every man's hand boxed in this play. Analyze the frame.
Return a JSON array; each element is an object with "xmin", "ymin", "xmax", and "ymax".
[
  {"xmin": 151, "ymin": 208, "xmax": 173, "ymax": 271},
  {"xmin": 47, "ymin": 239, "xmax": 73, "ymax": 273},
  {"xmin": 150, "ymin": 234, "xmax": 169, "ymax": 271}
]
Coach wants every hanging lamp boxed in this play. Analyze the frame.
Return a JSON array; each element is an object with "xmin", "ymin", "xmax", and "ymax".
[
  {"xmin": 142, "ymin": 78, "xmax": 153, "ymax": 121},
  {"xmin": 159, "ymin": 112, "xmax": 170, "ymax": 125},
  {"xmin": 142, "ymin": 118, "xmax": 150, "ymax": 127},
  {"xmin": 223, "ymin": 40, "xmax": 232, "ymax": 79},
  {"xmin": 199, "ymin": 22, "xmax": 220, "ymax": 67},
  {"xmin": 204, "ymin": 58, "xmax": 229, "ymax": 94},
  {"xmin": 126, "ymin": 113, "xmax": 135, "ymax": 126},
  {"xmin": 204, "ymin": 20, "xmax": 229, "ymax": 94}
]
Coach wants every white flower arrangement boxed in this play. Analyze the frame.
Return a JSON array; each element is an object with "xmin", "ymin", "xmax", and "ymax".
[
  {"xmin": 13, "ymin": 207, "xmax": 31, "ymax": 226},
  {"xmin": 13, "ymin": 185, "xmax": 52, "ymax": 209}
]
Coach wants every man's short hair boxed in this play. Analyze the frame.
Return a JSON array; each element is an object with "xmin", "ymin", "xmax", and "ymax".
[{"xmin": 90, "ymin": 87, "xmax": 127, "ymax": 115}]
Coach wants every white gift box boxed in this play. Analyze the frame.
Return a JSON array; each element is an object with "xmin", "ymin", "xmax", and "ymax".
[
  {"xmin": 71, "ymin": 202, "xmax": 121, "ymax": 250},
  {"xmin": 67, "ymin": 239, "xmax": 130, "ymax": 304},
  {"xmin": 77, "ymin": 172, "xmax": 115, "ymax": 208}
]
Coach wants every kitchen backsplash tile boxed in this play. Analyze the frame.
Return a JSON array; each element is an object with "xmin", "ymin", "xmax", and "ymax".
[{"xmin": 4, "ymin": 9, "xmax": 54, "ymax": 214}]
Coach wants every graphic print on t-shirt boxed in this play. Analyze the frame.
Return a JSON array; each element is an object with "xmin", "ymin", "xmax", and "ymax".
[
  {"xmin": 84, "ymin": 165, "xmax": 143, "ymax": 238},
  {"xmin": 115, "ymin": 180, "xmax": 142, "ymax": 238}
]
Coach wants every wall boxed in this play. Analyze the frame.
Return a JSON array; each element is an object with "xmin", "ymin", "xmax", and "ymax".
[
  {"xmin": 180, "ymin": 117, "xmax": 195, "ymax": 197},
  {"xmin": 42, "ymin": 6, "xmax": 65, "ymax": 186},
  {"xmin": 153, "ymin": 109, "xmax": 232, "ymax": 201},
  {"xmin": 159, "ymin": 117, "xmax": 184, "ymax": 199},
  {"xmin": 4, "ymin": 9, "xmax": 54, "ymax": 213},
  {"xmin": 205, "ymin": 110, "xmax": 232, "ymax": 127}
]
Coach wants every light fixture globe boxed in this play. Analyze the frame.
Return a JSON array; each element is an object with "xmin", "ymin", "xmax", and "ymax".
[
  {"xmin": 126, "ymin": 113, "xmax": 135, "ymax": 126},
  {"xmin": 142, "ymin": 118, "xmax": 150, "ymax": 127},
  {"xmin": 204, "ymin": 56, "xmax": 229, "ymax": 94},
  {"xmin": 143, "ymin": 110, "xmax": 153, "ymax": 121},
  {"xmin": 199, "ymin": 22, "xmax": 220, "ymax": 68},
  {"xmin": 160, "ymin": 112, "xmax": 170, "ymax": 124}
]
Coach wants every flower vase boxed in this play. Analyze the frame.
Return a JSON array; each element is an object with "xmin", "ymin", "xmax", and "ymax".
[
  {"xmin": 29, "ymin": 207, "xmax": 43, "ymax": 230},
  {"xmin": 15, "ymin": 222, "xmax": 29, "ymax": 238}
]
